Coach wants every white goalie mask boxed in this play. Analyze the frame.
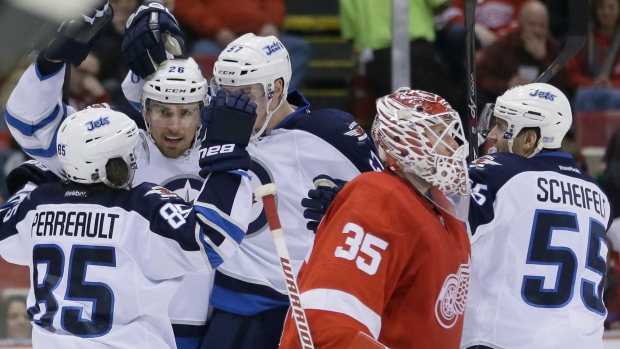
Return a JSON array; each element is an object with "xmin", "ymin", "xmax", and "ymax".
[
  {"xmin": 56, "ymin": 108, "xmax": 147, "ymax": 189},
  {"xmin": 371, "ymin": 88, "xmax": 470, "ymax": 221},
  {"xmin": 211, "ymin": 33, "xmax": 292, "ymax": 139},
  {"xmin": 478, "ymin": 83, "xmax": 572, "ymax": 156}
]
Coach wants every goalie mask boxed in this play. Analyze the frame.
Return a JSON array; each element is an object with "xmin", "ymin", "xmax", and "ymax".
[
  {"xmin": 478, "ymin": 83, "xmax": 572, "ymax": 156},
  {"xmin": 211, "ymin": 33, "xmax": 292, "ymax": 139},
  {"xmin": 141, "ymin": 58, "xmax": 208, "ymax": 155},
  {"xmin": 57, "ymin": 108, "xmax": 147, "ymax": 189},
  {"xmin": 371, "ymin": 88, "xmax": 470, "ymax": 221}
]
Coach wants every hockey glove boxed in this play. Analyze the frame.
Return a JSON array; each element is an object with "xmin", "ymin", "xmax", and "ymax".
[
  {"xmin": 6, "ymin": 160, "xmax": 61, "ymax": 196},
  {"xmin": 199, "ymin": 90, "xmax": 257, "ymax": 176},
  {"xmin": 122, "ymin": 1, "xmax": 185, "ymax": 78},
  {"xmin": 302, "ymin": 175, "xmax": 348, "ymax": 233},
  {"xmin": 43, "ymin": 1, "xmax": 113, "ymax": 67}
]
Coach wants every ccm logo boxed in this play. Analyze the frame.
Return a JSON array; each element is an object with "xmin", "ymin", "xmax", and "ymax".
[
  {"xmin": 165, "ymin": 89, "xmax": 187, "ymax": 93},
  {"xmin": 218, "ymin": 70, "xmax": 235, "ymax": 75}
]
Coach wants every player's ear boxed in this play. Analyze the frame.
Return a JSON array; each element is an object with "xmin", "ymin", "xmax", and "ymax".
[
  {"xmin": 523, "ymin": 129, "xmax": 539, "ymax": 151},
  {"xmin": 274, "ymin": 78, "xmax": 284, "ymax": 99}
]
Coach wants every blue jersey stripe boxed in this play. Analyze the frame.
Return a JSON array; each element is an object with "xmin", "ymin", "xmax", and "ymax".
[
  {"xmin": 194, "ymin": 205, "xmax": 245, "ymax": 245},
  {"xmin": 5, "ymin": 104, "xmax": 65, "ymax": 137}
]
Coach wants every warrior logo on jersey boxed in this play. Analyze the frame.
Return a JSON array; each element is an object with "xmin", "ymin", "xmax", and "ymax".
[
  {"xmin": 247, "ymin": 157, "xmax": 275, "ymax": 237},
  {"xmin": 160, "ymin": 174, "xmax": 204, "ymax": 203},
  {"xmin": 435, "ymin": 258, "xmax": 470, "ymax": 329},
  {"xmin": 344, "ymin": 121, "xmax": 368, "ymax": 142}
]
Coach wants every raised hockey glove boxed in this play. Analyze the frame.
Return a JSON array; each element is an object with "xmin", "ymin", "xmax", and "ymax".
[
  {"xmin": 43, "ymin": 1, "xmax": 113, "ymax": 66},
  {"xmin": 122, "ymin": 1, "xmax": 185, "ymax": 78},
  {"xmin": 199, "ymin": 90, "xmax": 257, "ymax": 176},
  {"xmin": 6, "ymin": 160, "xmax": 61, "ymax": 196},
  {"xmin": 302, "ymin": 175, "xmax": 348, "ymax": 233}
]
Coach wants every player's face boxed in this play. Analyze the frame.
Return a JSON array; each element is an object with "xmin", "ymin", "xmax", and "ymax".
[
  {"xmin": 146, "ymin": 101, "xmax": 201, "ymax": 158},
  {"xmin": 219, "ymin": 83, "xmax": 268, "ymax": 128},
  {"xmin": 426, "ymin": 123, "xmax": 460, "ymax": 157},
  {"xmin": 486, "ymin": 118, "xmax": 511, "ymax": 153}
]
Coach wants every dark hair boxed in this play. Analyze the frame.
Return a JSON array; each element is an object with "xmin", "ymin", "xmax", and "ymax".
[
  {"xmin": 105, "ymin": 157, "xmax": 131, "ymax": 187},
  {"xmin": 591, "ymin": 0, "xmax": 620, "ymax": 28},
  {"xmin": 56, "ymin": 158, "xmax": 132, "ymax": 193},
  {"xmin": 0, "ymin": 295, "xmax": 28, "ymax": 338}
]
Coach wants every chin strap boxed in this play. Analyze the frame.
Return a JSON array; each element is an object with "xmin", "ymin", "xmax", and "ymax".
[{"xmin": 250, "ymin": 92, "xmax": 286, "ymax": 140}]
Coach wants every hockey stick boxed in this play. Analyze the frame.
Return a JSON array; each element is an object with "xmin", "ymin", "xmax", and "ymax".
[
  {"xmin": 534, "ymin": 0, "xmax": 588, "ymax": 83},
  {"xmin": 254, "ymin": 183, "xmax": 315, "ymax": 349},
  {"xmin": 464, "ymin": 0, "xmax": 478, "ymax": 162},
  {"xmin": 601, "ymin": 27, "xmax": 620, "ymax": 77}
]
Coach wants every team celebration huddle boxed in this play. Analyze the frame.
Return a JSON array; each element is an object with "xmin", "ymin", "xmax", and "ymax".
[{"xmin": 0, "ymin": 1, "xmax": 612, "ymax": 348}]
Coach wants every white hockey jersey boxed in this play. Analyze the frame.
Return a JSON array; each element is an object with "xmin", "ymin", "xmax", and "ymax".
[
  {"xmin": 122, "ymin": 71, "xmax": 384, "ymax": 316},
  {"xmin": 211, "ymin": 92, "xmax": 383, "ymax": 315},
  {"xmin": 4, "ymin": 62, "xmax": 250, "ymax": 347},
  {"xmin": 0, "ymin": 166, "xmax": 249, "ymax": 349},
  {"xmin": 462, "ymin": 152, "xmax": 612, "ymax": 349}
]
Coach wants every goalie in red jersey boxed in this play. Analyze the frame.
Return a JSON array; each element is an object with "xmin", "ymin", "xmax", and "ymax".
[{"xmin": 279, "ymin": 88, "xmax": 472, "ymax": 349}]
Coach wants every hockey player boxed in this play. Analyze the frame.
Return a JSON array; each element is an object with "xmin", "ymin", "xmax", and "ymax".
[
  {"xmin": 0, "ymin": 104, "xmax": 253, "ymax": 349},
  {"xmin": 278, "ymin": 88, "xmax": 472, "ymax": 348},
  {"xmin": 303, "ymin": 83, "xmax": 612, "ymax": 348},
  {"xmin": 4, "ymin": 2, "xmax": 250, "ymax": 347},
  {"xmin": 133, "ymin": 33, "xmax": 378, "ymax": 348},
  {"xmin": 461, "ymin": 83, "xmax": 612, "ymax": 349}
]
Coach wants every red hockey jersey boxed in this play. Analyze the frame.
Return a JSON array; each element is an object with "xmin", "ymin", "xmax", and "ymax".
[{"xmin": 279, "ymin": 170, "xmax": 471, "ymax": 349}]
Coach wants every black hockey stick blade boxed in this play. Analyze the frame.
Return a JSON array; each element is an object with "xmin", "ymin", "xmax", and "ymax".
[
  {"xmin": 535, "ymin": 0, "xmax": 588, "ymax": 83},
  {"xmin": 464, "ymin": 0, "xmax": 478, "ymax": 162}
]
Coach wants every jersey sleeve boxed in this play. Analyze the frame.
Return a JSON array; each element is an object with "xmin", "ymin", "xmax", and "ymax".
[
  {"xmin": 280, "ymin": 183, "xmax": 407, "ymax": 348},
  {"xmin": 4, "ymin": 61, "xmax": 76, "ymax": 175},
  {"xmin": 133, "ymin": 170, "xmax": 252, "ymax": 279},
  {"xmin": 282, "ymin": 109, "xmax": 383, "ymax": 174},
  {"xmin": 121, "ymin": 71, "xmax": 145, "ymax": 111},
  {"xmin": 0, "ymin": 182, "xmax": 37, "ymax": 265}
]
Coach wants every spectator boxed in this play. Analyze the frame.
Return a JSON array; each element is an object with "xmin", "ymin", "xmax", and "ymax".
[
  {"xmin": 68, "ymin": 53, "xmax": 111, "ymax": 111},
  {"xmin": 173, "ymin": 0, "xmax": 311, "ymax": 90},
  {"xmin": 565, "ymin": 0, "xmax": 620, "ymax": 113},
  {"xmin": 436, "ymin": 0, "xmax": 530, "ymax": 78},
  {"xmin": 91, "ymin": 0, "xmax": 139, "ymax": 107},
  {"xmin": 0, "ymin": 294, "xmax": 31, "ymax": 340},
  {"xmin": 340, "ymin": 0, "xmax": 464, "ymax": 117},
  {"xmin": 476, "ymin": 1, "xmax": 568, "ymax": 111}
]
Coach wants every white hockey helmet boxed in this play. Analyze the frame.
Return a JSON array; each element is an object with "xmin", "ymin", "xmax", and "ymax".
[
  {"xmin": 371, "ymin": 88, "xmax": 470, "ymax": 220},
  {"xmin": 56, "ymin": 108, "xmax": 141, "ymax": 188},
  {"xmin": 142, "ymin": 57, "xmax": 208, "ymax": 108},
  {"xmin": 212, "ymin": 33, "xmax": 292, "ymax": 137},
  {"xmin": 489, "ymin": 83, "xmax": 572, "ymax": 154}
]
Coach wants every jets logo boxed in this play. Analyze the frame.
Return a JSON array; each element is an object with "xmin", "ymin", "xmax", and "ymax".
[
  {"xmin": 344, "ymin": 121, "xmax": 368, "ymax": 141},
  {"xmin": 247, "ymin": 157, "xmax": 275, "ymax": 237},
  {"xmin": 470, "ymin": 155, "xmax": 500, "ymax": 169},
  {"xmin": 145, "ymin": 186, "xmax": 179, "ymax": 199},
  {"xmin": 160, "ymin": 174, "xmax": 204, "ymax": 203}
]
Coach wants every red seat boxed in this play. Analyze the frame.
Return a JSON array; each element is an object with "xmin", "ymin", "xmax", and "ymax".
[
  {"xmin": 575, "ymin": 110, "xmax": 620, "ymax": 148},
  {"xmin": 191, "ymin": 55, "xmax": 218, "ymax": 79}
]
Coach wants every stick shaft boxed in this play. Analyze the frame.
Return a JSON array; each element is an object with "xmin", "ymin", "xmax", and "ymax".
[
  {"xmin": 464, "ymin": 0, "xmax": 478, "ymax": 162},
  {"xmin": 256, "ymin": 185, "xmax": 315, "ymax": 349}
]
